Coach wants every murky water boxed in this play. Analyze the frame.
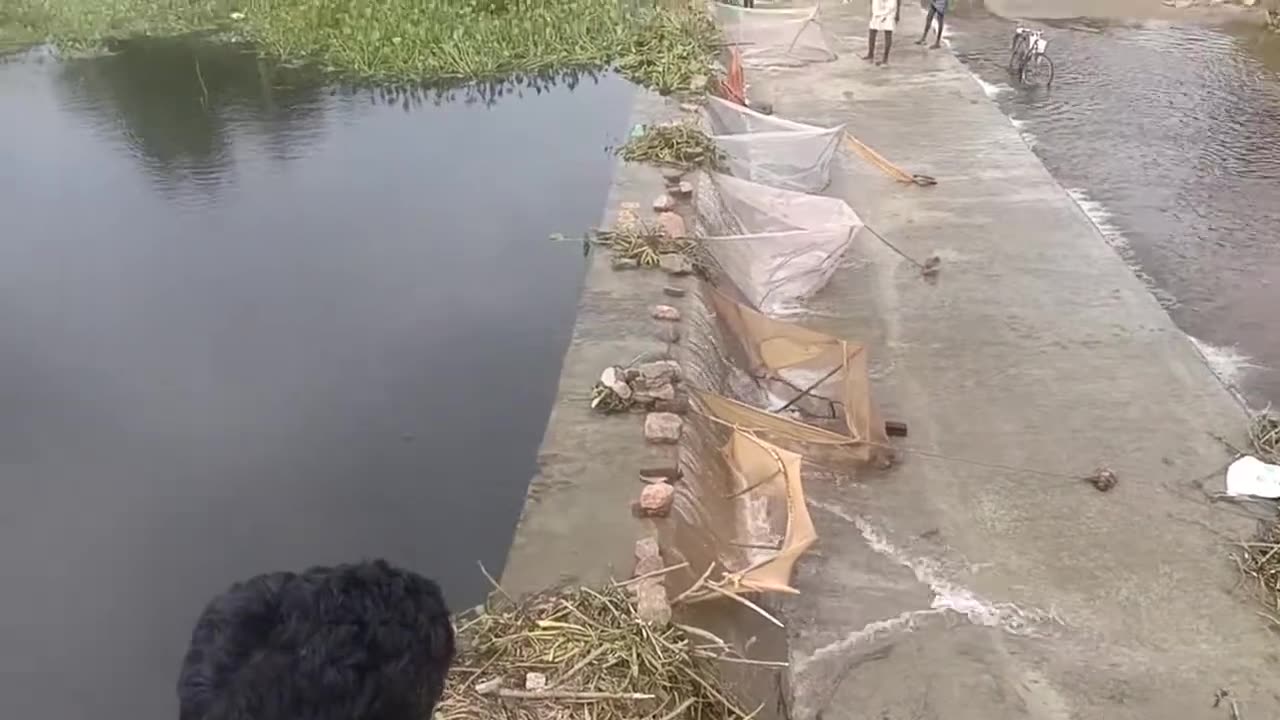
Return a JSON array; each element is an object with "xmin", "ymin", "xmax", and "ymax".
[
  {"xmin": 949, "ymin": 11, "xmax": 1280, "ymax": 404},
  {"xmin": 0, "ymin": 38, "xmax": 633, "ymax": 720}
]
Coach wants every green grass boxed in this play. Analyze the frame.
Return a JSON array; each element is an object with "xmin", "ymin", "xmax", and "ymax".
[{"xmin": 0, "ymin": 0, "xmax": 720, "ymax": 93}]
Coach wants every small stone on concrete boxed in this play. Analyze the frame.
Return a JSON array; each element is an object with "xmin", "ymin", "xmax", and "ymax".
[
  {"xmin": 656, "ymin": 324, "xmax": 681, "ymax": 344},
  {"xmin": 639, "ymin": 360, "xmax": 682, "ymax": 384},
  {"xmin": 636, "ymin": 582, "xmax": 672, "ymax": 626},
  {"xmin": 656, "ymin": 211, "xmax": 687, "ymax": 239},
  {"xmin": 663, "ymin": 285, "xmax": 687, "ymax": 298},
  {"xmin": 645, "ymin": 412, "xmax": 683, "ymax": 444},
  {"xmin": 661, "ymin": 167, "xmax": 685, "ymax": 186},
  {"xmin": 638, "ymin": 481, "xmax": 675, "ymax": 517},
  {"xmin": 659, "ymin": 253, "xmax": 693, "ymax": 276},
  {"xmin": 654, "ymin": 394, "xmax": 690, "ymax": 415},
  {"xmin": 635, "ymin": 536, "xmax": 661, "ymax": 560},
  {"xmin": 633, "ymin": 553, "xmax": 664, "ymax": 578},
  {"xmin": 640, "ymin": 466, "xmax": 683, "ymax": 483},
  {"xmin": 674, "ymin": 180, "xmax": 695, "ymax": 197},
  {"xmin": 651, "ymin": 305, "xmax": 681, "ymax": 322},
  {"xmin": 611, "ymin": 256, "xmax": 639, "ymax": 271},
  {"xmin": 525, "ymin": 673, "xmax": 547, "ymax": 691},
  {"xmin": 600, "ymin": 366, "xmax": 632, "ymax": 400},
  {"xmin": 635, "ymin": 381, "xmax": 676, "ymax": 402},
  {"xmin": 653, "ymin": 194, "xmax": 677, "ymax": 213}
]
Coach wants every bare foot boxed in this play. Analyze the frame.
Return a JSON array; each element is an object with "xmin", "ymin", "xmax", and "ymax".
[
  {"xmin": 914, "ymin": 38, "xmax": 925, "ymax": 45},
  {"xmin": 861, "ymin": 53, "xmax": 873, "ymax": 61},
  {"xmin": 931, "ymin": 42, "xmax": 941, "ymax": 49},
  {"xmin": 875, "ymin": 59, "xmax": 886, "ymax": 66}
]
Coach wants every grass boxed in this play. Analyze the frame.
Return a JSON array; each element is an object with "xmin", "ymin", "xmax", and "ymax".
[
  {"xmin": 620, "ymin": 121, "xmax": 725, "ymax": 170},
  {"xmin": 0, "ymin": 0, "xmax": 721, "ymax": 93}
]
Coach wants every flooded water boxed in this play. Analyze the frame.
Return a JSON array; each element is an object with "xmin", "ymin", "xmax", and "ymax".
[
  {"xmin": 948, "ymin": 10, "xmax": 1280, "ymax": 405},
  {"xmin": 0, "ymin": 38, "xmax": 633, "ymax": 720}
]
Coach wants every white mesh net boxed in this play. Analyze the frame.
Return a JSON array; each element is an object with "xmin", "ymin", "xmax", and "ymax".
[
  {"xmin": 705, "ymin": 96, "xmax": 844, "ymax": 192},
  {"xmin": 713, "ymin": 4, "xmax": 837, "ymax": 68},
  {"xmin": 695, "ymin": 172, "xmax": 862, "ymax": 315}
]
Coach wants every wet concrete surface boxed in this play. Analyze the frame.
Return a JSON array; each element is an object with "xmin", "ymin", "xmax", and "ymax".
[
  {"xmin": 948, "ymin": 8, "xmax": 1280, "ymax": 406},
  {"xmin": 730, "ymin": 0, "xmax": 1280, "ymax": 717},
  {"xmin": 0, "ymin": 38, "xmax": 634, "ymax": 720}
]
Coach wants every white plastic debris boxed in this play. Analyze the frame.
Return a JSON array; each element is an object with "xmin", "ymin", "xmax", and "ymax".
[{"xmin": 1225, "ymin": 455, "xmax": 1280, "ymax": 499}]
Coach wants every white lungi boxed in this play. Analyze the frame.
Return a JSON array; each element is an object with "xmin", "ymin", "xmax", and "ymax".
[{"xmin": 869, "ymin": 0, "xmax": 896, "ymax": 31}]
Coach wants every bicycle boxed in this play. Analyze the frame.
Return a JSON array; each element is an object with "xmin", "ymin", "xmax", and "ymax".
[{"xmin": 1009, "ymin": 26, "xmax": 1055, "ymax": 87}]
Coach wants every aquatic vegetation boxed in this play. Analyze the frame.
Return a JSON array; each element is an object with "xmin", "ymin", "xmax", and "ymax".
[
  {"xmin": 620, "ymin": 121, "xmax": 725, "ymax": 170},
  {"xmin": 1, "ymin": 0, "xmax": 720, "ymax": 93},
  {"xmin": 0, "ymin": 0, "xmax": 235, "ymax": 52}
]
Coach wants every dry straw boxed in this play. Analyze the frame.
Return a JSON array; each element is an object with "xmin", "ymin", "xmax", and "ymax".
[{"xmin": 438, "ymin": 583, "xmax": 762, "ymax": 720}]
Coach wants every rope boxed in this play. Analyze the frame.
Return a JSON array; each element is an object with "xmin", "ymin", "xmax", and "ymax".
[{"xmin": 843, "ymin": 131, "xmax": 937, "ymax": 186}]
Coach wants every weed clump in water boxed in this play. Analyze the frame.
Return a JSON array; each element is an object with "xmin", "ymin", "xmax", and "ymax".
[{"xmin": 2, "ymin": 0, "xmax": 721, "ymax": 94}]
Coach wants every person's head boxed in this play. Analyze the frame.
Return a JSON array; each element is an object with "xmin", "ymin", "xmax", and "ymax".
[{"xmin": 177, "ymin": 560, "xmax": 455, "ymax": 720}]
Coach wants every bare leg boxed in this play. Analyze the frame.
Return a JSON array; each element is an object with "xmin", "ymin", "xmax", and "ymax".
[
  {"xmin": 878, "ymin": 30, "xmax": 893, "ymax": 65},
  {"xmin": 917, "ymin": 7, "xmax": 936, "ymax": 44},
  {"xmin": 931, "ymin": 13, "xmax": 944, "ymax": 48},
  {"xmin": 862, "ymin": 29, "xmax": 878, "ymax": 61}
]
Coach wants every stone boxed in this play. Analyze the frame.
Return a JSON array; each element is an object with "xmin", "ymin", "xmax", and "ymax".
[
  {"xmin": 654, "ymin": 394, "xmax": 690, "ymax": 415},
  {"xmin": 663, "ymin": 285, "xmax": 687, "ymax": 298},
  {"xmin": 659, "ymin": 253, "xmax": 693, "ymax": 276},
  {"xmin": 638, "ymin": 360, "xmax": 682, "ymax": 385},
  {"xmin": 674, "ymin": 180, "xmax": 695, "ymax": 197},
  {"xmin": 525, "ymin": 673, "xmax": 548, "ymax": 691},
  {"xmin": 656, "ymin": 211, "xmax": 687, "ymax": 239},
  {"xmin": 651, "ymin": 305, "xmax": 681, "ymax": 322},
  {"xmin": 635, "ymin": 381, "xmax": 676, "ymax": 403},
  {"xmin": 475, "ymin": 678, "xmax": 502, "ymax": 695},
  {"xmin": 633, "ymin": 553, "xmax": 664, "ymax": 578},
  {"xmin": 623, "ymin": 367, "xmax": 641, "ymax": 382},
  {"xmin": 636, "ymin": 582, "xmax": 672, "ymax": 626},
  {"xmin": 635, "ymin": 536, "xmax": 661, "ymax": 560},
  {"xmin": 638, "ymin": 481, "xmax": 675, "ymax": 517},
  {"xmin": 661, "ymin": 167, "xmax": 685, "ymax": 186},
  {"xmin": 653, "ymin": 194, "xmax": 677, "ymax": 213},
  {"xmin": 640, "ymin": 466, "xmax": 683, "ymax": 483},
  {"xmin": 599, "ymin": 366, "xmax": 632, "ymax": 400},
  {"xmin": 656, "ymin": 323, "xmax": 681, "ymax": 344},
  {"xmin": 611, "ymin": 256, "xmax": 639, "ymax": 271},
  {"xmin": 645, "ymin": 413, "xmax": 683, "ymax": 444}
]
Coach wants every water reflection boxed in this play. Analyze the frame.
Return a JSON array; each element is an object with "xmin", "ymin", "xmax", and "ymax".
[
  {"xmin": 951, "ymin": 14, "xmax": 1280, "ymax": 403},
  {"xmin": 0, "ymin": 39, "xmax": 634, "ymax": 720}
]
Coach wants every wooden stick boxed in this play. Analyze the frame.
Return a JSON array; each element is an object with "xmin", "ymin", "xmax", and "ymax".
[
  {"xmin": 488, "ymin": 689, "xmax": 656, "ymax": 701},
  {"xmin": 551, "ymin": 645, "xmax": 607, "ymax": 689},
  {"xmin": 614, "ymin": 562, "xmax": 690, "ymax": 588},
  {"xmin": 704, "ymin": 582, "xmax": 784, "ymax": 628},
  {"xmin": 671, "ymin": 563, "xmax": 717, "ymax": 605}
]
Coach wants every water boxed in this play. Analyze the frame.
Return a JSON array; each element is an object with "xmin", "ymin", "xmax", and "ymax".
[
  {"xmin": 948, "ymin": 11, "xmax": 1280, "ymax": 405},
  {"xmin": 0, "ymin": 38, "xmax": 634, "ymax": 720}
]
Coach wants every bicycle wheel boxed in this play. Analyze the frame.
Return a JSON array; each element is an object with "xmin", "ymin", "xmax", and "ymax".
[
  {"xmin": 1021, "ymin": 53, "xmax": 1054, "ymax": 86},
  {"xmin": 1008, "ymin": 37, "xmax": 1026, "ymax": 72}
]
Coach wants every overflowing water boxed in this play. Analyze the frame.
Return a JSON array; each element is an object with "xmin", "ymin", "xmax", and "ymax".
[
  {"xmin": 949, "ymin": 11, "xmax": 1280, "ymax": 405},
  {"xmin": 0, "ymin": 38, "xmax": 634, "ymax": 720}
]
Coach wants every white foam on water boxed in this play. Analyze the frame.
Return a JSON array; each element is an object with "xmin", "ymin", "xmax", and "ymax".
[
  {"xmin": 1065, "ymin": 187, "xmax": 1179, "ymax": 310},
  {"xmin": 973, "ymin": 74, "xmax": 1010, "ymax": 99},
  {"xmin": 1188, "ymin": 336, "xmax": 1260, "ymax": 392}
]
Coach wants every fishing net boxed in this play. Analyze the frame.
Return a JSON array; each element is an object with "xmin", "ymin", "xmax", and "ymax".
[
  {"xmin": 705, "ymin": 95, "xmax": 843, "ymax": 192},
  {"xmin": 661, "ymin": 418, "xmax": 816, "ymax": 600},
  {"xmin": 713, "ymin": 4, "xmax": 837, "ymax": 68},
  {"xmin": 694, "ymin": 172, "xmax": 861, "ymax": 315},
  {"xmin": 702, "ymin": 287, "xmax": 890, "ymax": 462}
]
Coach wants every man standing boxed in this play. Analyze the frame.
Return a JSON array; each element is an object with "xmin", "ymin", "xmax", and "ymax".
[
  {"xmin": 916, "ymin": 0, "xmax": 948, "ymax": 49},
  {"xmin": 863, "ymin": 0, "xmax": 901, "ymax": 66}
]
